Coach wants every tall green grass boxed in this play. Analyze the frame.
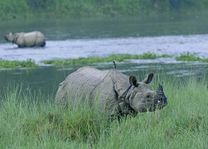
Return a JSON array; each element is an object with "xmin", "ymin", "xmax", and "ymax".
[{"xmin": 0, "ymin": 77, "xmax": 208, "ymax": 148}]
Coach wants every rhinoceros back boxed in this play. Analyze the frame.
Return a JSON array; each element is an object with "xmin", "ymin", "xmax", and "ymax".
[
  {"xmin": 15, "ymin": 31, "xmax": 45, "ymax": 47},
  {"xmin": 55, "ymin": 67, "xmax": 109, "ymax": 104}
]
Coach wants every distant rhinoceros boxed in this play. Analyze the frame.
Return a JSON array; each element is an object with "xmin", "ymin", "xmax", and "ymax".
[
  {"xmin": 4, "ymin": 31, "xmax": 46, "ymax": 48},
  {"xmin": 55, "ymin": 65, "xmax": 167, "ymax": 117}
]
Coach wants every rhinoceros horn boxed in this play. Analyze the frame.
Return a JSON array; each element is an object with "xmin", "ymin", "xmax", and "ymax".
[
  {"xmin": 156, "ymin": 84, "xmax": 164, "ymax": 94},
  {"xmin": 156, "ymin": 84, "xmax": 167, "ymax": 105}
]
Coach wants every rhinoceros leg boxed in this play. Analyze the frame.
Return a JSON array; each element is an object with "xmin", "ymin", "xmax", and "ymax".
[
  {"xmin": 40, "ymin": 41, "xmax": 46, "ymax": 47},
  {"xmin": 18, "ymin": 45, "xmax": 25, "ymax": 48}
]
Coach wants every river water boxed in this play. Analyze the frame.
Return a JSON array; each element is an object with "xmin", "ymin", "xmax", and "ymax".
[
  {"xmin": 1, "ymin": 16, "xmax": 208, "ymax": 61},
  {"xmin": 1, "ymin": 35, "xmax": 208, "ymax": 62},
  {"xmin": 0, "ymin": 61, "xmax": 207, "ymax": 99},
  {"xmin": 0, "ymin": 16, "xmax": 208, "ymax": 99}
]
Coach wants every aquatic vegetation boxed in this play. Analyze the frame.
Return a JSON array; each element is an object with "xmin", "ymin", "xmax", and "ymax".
[
  {"xmin": 43, "ymin": 53, "xmax": 169, "ymax": 66},
  {"xmin": 1, "ymin": 53, "xmax": 208, "ymax": 69},
  {"xmin": 0, "ymin": 59, "xmax": 37, "ymax": 68},
  {"xmin": 0, "ymin": 78, "xmax": 207, "ymax": 148},
  {"xmin": 176, "ymin": 53, "xmax": 208, "ymax": 63},
  {"xmin": 44, "ymin": 53, "xmax": 208, "ymax": 67}
]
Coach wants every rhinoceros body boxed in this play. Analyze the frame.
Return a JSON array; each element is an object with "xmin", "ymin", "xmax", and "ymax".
[
  {"xmin": 55, "ymin": 66, "xmax": 167, "ymax": 117},
  {"xmin": 4, "ymin": 31, "xmax": 46, "ymax": 48}
]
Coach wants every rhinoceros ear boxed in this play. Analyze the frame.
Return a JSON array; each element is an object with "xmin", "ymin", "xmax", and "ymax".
[
  {"xmin": 129, "ymin": 76, "xmax": 138, "ymax": 87},
  {"xmin": 143, "ymin": 73, "xmax": 154, "ymax": 84}
]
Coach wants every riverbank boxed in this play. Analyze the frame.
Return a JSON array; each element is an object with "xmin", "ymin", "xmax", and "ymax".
[{"xmin": 43, "ymin": 53, "xmax": 208, "ymax": 67}]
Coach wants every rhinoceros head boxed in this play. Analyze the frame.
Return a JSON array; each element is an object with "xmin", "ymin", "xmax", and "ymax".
[
  {"xmin": 4, "ymin": 32, "xmax": 15, "ymax": 42},
  {"xmin": 124, "ymin": 73, "xmax": 167, "ymax": 113}
]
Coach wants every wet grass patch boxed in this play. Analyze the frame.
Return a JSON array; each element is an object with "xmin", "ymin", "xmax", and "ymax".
[
  {"xmin": 43, "ymin": 53, "xmax": 170, "ymax": 67},
  {"xmin": 0, "ymin": 59, "xmax": 37, "ymax": 68},
  {"xmin": 176, "ymin": 53, "xmax": 208, "ymax": 63},
  {"xmin": 2, "ymin": 52, "xmax": 208, "ymax": 69},
  {"xmin": 0, "ymin": 78, "xmax": 208, "ymax": 148}
]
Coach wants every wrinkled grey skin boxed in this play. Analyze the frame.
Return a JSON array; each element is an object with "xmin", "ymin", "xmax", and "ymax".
[
  {"xmin": 55, "ymin": 66, "xmax": 167, "ymax": 117},
  {"xmin": 4, "ymin": 31, "xmax": 46, "ymax": 48}
]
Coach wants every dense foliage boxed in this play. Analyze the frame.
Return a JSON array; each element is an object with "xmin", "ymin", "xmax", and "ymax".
[{"xmin": 1, "ymin": 0, "xmax": 208, "ymax": 20}]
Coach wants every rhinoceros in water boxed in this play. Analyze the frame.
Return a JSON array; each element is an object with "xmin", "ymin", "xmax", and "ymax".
[
  {"xmin": 4, "ymin": 31, "xmax": 46, "ymax": 48},
  {"xmin": 55, "ymin": 66, "xmax": 167, "ymax": 117}
]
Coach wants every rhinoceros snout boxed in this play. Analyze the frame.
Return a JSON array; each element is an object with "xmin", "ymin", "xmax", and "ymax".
[{"xmin": 156, "ymin": 96, "xmax": 167, "ymax": 109}]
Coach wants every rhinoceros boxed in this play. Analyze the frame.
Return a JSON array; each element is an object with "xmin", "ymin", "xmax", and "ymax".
[
  {"xmin": 55, "ymin": 66, "xmax": 167, "ymax": 117},
  {"xmin": 4, "ymin": 31, "xmax": 46, "ymax": 48}
]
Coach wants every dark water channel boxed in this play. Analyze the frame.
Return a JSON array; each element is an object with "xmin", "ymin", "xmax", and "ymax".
[{"xmin": 0, "ymin": 61, "xmax": 207, "ymax": 100}]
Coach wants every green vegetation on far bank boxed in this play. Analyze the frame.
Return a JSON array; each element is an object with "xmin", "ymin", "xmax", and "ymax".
[
  {"xmin": 43, "ymin": 53, "xmax": 170, "ymax": 67},
  {"xmin": 1, "ymin": 0, "xmax": 208, "ymax": 21},
  {"xmin": 0, "ymin": 78, "xmax": 208, "ymax": 148},
  {"xmin": 0, "ymin": 59, "xmax": 37, "ymax": 68}
]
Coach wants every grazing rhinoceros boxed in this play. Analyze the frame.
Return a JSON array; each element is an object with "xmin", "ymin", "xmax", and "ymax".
[
  {"xmin": 4, "ymin": 31, "xmax": 46, "ymax": 48},
  {"xmin": 55, "ymin": 65, "xmax": 167, "ymax": 117}
]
